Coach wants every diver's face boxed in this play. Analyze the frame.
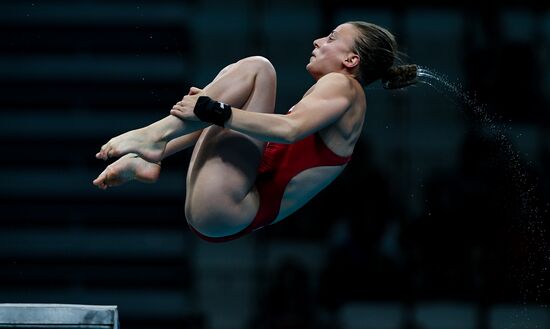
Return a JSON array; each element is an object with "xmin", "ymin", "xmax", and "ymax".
[{"xmin": 306, "ymin": 23, "xmax": 358, "ymax": 80}]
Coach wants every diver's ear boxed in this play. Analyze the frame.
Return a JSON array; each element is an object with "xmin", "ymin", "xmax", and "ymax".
[{"xmin": 343, "ymin": 53, "xmax": 360, "ymax": 69}]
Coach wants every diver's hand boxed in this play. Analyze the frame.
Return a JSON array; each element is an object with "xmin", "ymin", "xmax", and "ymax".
[{"xmin": 170, "ymin": 93, "xmax": 200, "ymax": 121}]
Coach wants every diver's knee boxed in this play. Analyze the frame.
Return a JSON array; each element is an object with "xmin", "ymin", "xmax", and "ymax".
[
  {"xmin": 215, "ymin": 63, "xmax": 236, "ymax": 80},
  {"xmin": 238, "ymin": 56, "xmax": 276, "ymax": 78}
]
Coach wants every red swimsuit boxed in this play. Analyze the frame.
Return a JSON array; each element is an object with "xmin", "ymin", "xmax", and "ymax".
[{"xmin": 189, "ymin": 132, "xmax": 352, "ymax": 242}]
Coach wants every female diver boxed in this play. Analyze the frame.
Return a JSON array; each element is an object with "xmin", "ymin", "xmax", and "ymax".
[{"xmin": 93, "ymin": 21, "xmax": 416, "ymax": 242}]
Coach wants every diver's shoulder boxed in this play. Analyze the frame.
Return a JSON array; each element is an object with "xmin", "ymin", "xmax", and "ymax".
[
  {"xmin": 318, "ymin": 72, "xmax": 353, "ymax": 84},
  {"xmin": 316, "ymin": 72, "xmax": 357, "ymax": 94}
]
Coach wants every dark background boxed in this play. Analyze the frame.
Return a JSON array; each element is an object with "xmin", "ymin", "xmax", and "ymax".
[{"xmin": 0, "ymin": 0, "xmax": 549, "ymax": 329}]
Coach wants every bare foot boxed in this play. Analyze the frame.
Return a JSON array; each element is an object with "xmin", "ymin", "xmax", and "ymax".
[
  {"xmin": 96, "ymin": 127, "xmax": 166, "ymax": 162},
  {"xmin": 93, "ymin": 153, "xmax": 161, "ymax": 189}
]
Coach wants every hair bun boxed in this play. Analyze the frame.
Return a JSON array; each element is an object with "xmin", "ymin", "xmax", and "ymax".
[{"xmin": 382, "ymin": 64, "xmax": 418, "ymax": 89}]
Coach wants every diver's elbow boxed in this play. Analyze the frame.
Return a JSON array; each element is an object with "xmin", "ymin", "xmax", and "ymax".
[{"xmin": 281, "ymin": 122, "xmax": 301, "ymax": 144}]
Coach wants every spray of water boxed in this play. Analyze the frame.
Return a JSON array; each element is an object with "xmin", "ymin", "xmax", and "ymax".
[
  {"xmin": 416, "ymin": 67, "xmax": 549, "ymax": 307},
  {"xmin": 417, "ymin": 67, "xmax": 496, "ymax": 127}
]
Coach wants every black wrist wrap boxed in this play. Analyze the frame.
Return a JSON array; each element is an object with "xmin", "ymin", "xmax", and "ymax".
[{"xmin": 193, "ymin": 96, "xmax": 232, "ymax": 127}]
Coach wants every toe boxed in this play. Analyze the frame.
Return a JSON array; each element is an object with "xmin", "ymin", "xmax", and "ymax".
[
  {"xmin": 93, "ymin": 169, "xmax": 107, "ymax": 185},
  {"xmin": 106, "ymin": 146, "xmax": 117, "ymax": 159}
]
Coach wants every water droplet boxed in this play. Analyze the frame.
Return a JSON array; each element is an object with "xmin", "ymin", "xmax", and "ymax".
[{"xmin": 418, "ymin": 66, "xmax": 548, "ymax": 304}]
